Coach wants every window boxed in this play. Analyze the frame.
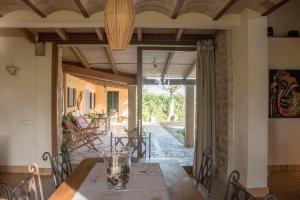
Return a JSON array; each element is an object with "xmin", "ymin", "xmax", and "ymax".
[
  {"xmin": 107, "ymin": 91, "xmax": 119, "ymax": 113},
  {"xmin": 67, "ymin": 87, "xmax": 76, "ymax": 107},
  {"xmin": 90, "ymin": 92, "xmax": 96, "ymax": 110}
]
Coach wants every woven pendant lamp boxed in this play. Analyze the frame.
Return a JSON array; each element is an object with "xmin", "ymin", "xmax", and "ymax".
[{"xmin": 104, "ymin": 0, "xmax": 135, "ymax": 50}]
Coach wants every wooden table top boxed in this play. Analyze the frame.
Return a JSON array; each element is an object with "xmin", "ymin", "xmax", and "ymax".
[{"xmin": 49, "ymin": 158, "xmax": 203, "ymax": 200}]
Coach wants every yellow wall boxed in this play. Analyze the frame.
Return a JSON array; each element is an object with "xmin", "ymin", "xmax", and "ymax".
[{"xmin": 65, "ymin": 75, "xmax": 128, "ymax": 116}]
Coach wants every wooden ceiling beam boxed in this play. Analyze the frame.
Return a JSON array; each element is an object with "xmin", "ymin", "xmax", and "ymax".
[
  {"xmin": 75, "ymin": 76, "xmax": 128, "ymax": 89},
  {"xmin": 104, "ymin": 46, "xmax": 118, "ymax": 74},
  {"xmin": 21, "ymin": 0, "xmax": 46, "ymax": 18},
  {"xmin": 62, "ymin": 63, "xmax": 136, "ymax": 85},
  {"xmin": 162, "ymin": 52, "xmax": 175, "ymax": 81},
  {"xmin": 144, "ymin": 78, "xmax": 195, "ymax": 85},
  {"xmin": 171, "ymin": 0, "xmax": 185, "ymax": 19},
  {"xmin": 70, "ymin": 46, "xmax": 90, "ymax": 68},
  {"xmin": 38, "ymin": 32, "xmax": 213, "ymax": 45},
  {"xmin": 213, "ymin": 0, "xmax": 238, "ymax": 20},
  {"xmin": 54, "ymin": 28, "xmax": 68, "ymax": 41},
  {"xmin": 176, "ymin": 28, "xmax": 184, "ymax": 41},
  {"xmin": 262, "ymin": 0, "xmax": 290, "ymax": 16},
  {"xmin": 73, "ymin": 0, "xmax": 89, "ymax": 18},
  {"xmin": 137, "ymin": 28, "xmax": 143, "ymax": 42},
  {"xmin": 20, "ymin": 28, "xmax": 37, "ymax": 43},
  {"xmin": 94, "ymin": 28, "xmax": 104, "ymax": 41},
  {"xmin": 183, "ymin": 60, "xmax": 197, "ymax": 79}
]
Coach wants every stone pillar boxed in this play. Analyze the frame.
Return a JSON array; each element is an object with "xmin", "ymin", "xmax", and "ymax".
[
  {"xmin": 185, "ymin": 85, "xmax": 195, "ymax": 147},
  {"xmin": 128, "ymin": 85, "xmax": 137, "ymax": 131},
  {"xmin": 233, "ymin": 9, "xmax": 268, "ymax": 192}
]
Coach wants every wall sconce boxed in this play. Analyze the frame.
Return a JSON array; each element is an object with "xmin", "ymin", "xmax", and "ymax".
[{"xmin": 5, "ymin": 66, "xmax": 19, "ymax": 75}]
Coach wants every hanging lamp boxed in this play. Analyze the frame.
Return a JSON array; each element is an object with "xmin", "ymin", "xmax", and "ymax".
[{"xmin": 104, "ymin": 0, "xmax": 135, "ymax": 50}]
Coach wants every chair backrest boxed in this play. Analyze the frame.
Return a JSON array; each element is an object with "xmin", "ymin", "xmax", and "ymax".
[
  {"xmin": 0, "ymin": 164, "xmax": 44, "ymax": 200},
  {"xmin": 264, "ymin": 194, "xmax": 278, "ymax": 200},
  {"xmin": 196, "ymin": 147, "xmax": 214, "ymax": 192},
  {"xmin": 0, "ymin": 183, "xmax": 11, "ymax": 199},
  {"xmin": 42, "ymin": 144, "xmax": 72, "ymax": 188},
  {"xmin": 224, "ymin": 170, "xmax": 255, "ymax": 200},
  {"xmin": 72, "ymin": 112, "xmax": 90, "ymax": 129}
]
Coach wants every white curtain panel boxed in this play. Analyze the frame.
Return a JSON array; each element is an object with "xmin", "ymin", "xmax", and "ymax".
[{"xmin": 193, "ymin": 40, "xmax": 216, "ymax": 176}]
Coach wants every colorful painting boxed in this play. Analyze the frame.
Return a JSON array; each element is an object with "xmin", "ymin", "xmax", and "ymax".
[{"xmin": 269, "ymin": 70, "xmax": 300, "ymax": 118}]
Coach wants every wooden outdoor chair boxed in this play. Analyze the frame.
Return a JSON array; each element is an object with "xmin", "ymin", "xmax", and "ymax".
[
  {"xmin": 63, "ymin": 119, "xmax": 101, "ymax": 152},
  {"xmin": 0, "ymin": 163, "xmax": 44, "ymax": 200},
  {"xmin": 42, "ymin": 144, "xmax": 72, "ymax": 188},
  {"xmin": 72, "ymin": 111, "xmax": 107, "ymax": 140}
]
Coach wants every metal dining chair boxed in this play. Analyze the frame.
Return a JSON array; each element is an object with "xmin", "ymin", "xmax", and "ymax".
[
  {"xmin": 196, "ymin": 147, "xmax": 214, "ymax": 191},
  {"xmin": 42, "ymin": 144, "xmax": 72, "ymax": 188},
  {"xmin": 0, "ymin": 163, "xmax": 44, "ymax": 200},
  {"xmin": 264, "ymin": 194, "xmax": 278, "ymax": 200},
  {"xmin": 224, "ymin": 170, "xmax": 256, "ymax": 200}
]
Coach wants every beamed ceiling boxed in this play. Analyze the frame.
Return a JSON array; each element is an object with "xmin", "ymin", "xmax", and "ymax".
[
  {"xmin": 0, "ymin": 0, "xmax": 291, "ymax": 86},
  {"xmin": 0, "ymin": 0, "xmax": 289, "ymax": 19}
]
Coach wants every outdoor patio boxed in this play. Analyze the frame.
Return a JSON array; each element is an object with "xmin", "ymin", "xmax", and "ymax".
[{"xmin": 70, "ymin": 123, "xmax": 194, "ymax": 166}]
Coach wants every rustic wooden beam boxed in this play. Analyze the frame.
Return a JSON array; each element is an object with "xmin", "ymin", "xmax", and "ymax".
[
  {"xmin": 20, "ymin": 28, "xmax": 37, "ymax": 43},
  {"xmin": 171, "ymin": 0, "xmax": 185, "ymax": 19},
  {"xmin": 144, "ymin": 78, "xmax": 195, "ymax": 85},
  {"xmin": 54, "ymin": 28, "xmax": 68, "ymax": 41},
  {"xmin": 262, "ymin": 0, "xmax": 290, "ymax": 16},
  {"xmin": 21, "ymin": 0, "xmax": 47, "ymax": 18},
  {"xmin": 104, "ymin": 46, "xmax": 118, "ymax": 74},
  {"xmin": 94, "ymin": 28, "xmax": 104, "ymax": 41},
  {"xmin": 183, "ymin": 60, "xmax": 197, "ymax": 79},
  {"xmin": 73, "ymin": 0, "xmax": 89, "ymax": 18},
  {"xmin": 137, "ymin": 47, "xmax": 143, "ymax": 137},
  {"xmin": 76, "ymin": 76, "xmax": 128, "ymax": 89},
  {"xmin": 70, "ymin": 46, "xmax": 90, "ymax": 68},
  {"xmin": 162, "ymin": 52, "xmax": 175, "ymax": 81},
  {"xmin": 62, "ymin": 60, "xmax": 135, "ymax": 78},
  {"xmin": 51, "ymin": 43, "xmax": 58, "ymax": 155},
  {"xmin": 176, "ymin": 28, "xmax": 184, "ymax": 41},
  {"xmin": 213, "ymin": 0, "xmax": 238, "ymax": 20},
  {"xmin": 38, "ymin": 32, "xmax": 213, "ymax": 45},
  {"xmin": 62, "ymin": 63, "xmax": 136, "ymax": 85},
  {"xmin": 137, "ymin": 28, "xmax": 143, "ymax": 42}
]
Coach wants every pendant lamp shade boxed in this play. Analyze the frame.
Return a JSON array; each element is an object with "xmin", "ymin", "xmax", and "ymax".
[{"xmin": 104, "ymin": 0, "xmax": 135, "ymax": 50}]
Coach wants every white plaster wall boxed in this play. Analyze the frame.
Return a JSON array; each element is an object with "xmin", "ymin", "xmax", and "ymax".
[
  {"xmin": 268, "ymin": 38, "xmax": 300, "ymax": 165},
  {"xmin": 233, "ymin": 9, "xmax": 268, "ymax": 188},
  {"xmin": 0, "ymin": 37, "xmax": 52, "ymax": 168},
  {"xmin": 268, "ymin": 0, "xmax": 300, "ymax": 37}
]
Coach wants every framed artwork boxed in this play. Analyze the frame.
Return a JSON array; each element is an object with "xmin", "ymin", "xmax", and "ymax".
[
  {"xmin": 269, "ymin": 69, "xmax": 300, "ymax": 118},
  {"xmin": 67, "ymin": 87, "xmax": 76, "ymax": 107}
]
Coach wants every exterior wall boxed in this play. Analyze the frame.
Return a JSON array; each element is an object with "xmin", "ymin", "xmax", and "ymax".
[
  {"xmin": 268, "ymin": 38, "xmax": 300, "ymax": 166},
  {"xmin": 65, "ymin": 75, "xmax": 128, "ymax": 117},
  {"xmin": 214, "ymin": 30, "xmax": 234, "ymax": 179},
  {"xmin": 0, "ymin": 37, "xmax": 52, "ymax": 168}
]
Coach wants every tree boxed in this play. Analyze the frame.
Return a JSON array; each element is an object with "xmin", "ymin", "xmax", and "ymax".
[{"xmin": 162, "ymin": 85, "xmax": 181, "ymax": 121}]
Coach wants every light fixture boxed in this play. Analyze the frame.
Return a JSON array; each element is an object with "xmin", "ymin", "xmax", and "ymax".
[
  {"xmin": 104, "ymin": 0, "xmax": 135, "ymax": 50},
  {"xmin": 5, "ymin": 66, "xmax": 19, "ymax": 75},
  {"xmin": 153, "ymin": 58, "xmax": 158, "ymax": 68}
]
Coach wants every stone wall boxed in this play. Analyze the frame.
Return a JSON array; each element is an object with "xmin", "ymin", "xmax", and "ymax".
[{"xmin": 214, "ymin": 30, "xmax": 234, "ymax": 179}]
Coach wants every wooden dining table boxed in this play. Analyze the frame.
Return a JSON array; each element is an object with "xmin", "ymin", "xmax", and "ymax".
[{"xmin": 49, "ymin": 158, "xmax": 204, "ymax": 200}]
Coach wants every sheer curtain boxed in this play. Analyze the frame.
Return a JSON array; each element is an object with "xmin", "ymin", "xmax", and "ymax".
[{"xmin": 193, "ymin": 40, "xmax": 216, "ymax": 176}]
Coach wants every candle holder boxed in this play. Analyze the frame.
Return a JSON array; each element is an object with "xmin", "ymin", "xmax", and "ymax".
[{"xmin": 104, "ymin": 149, "xmax": 132, "ymax": 190}]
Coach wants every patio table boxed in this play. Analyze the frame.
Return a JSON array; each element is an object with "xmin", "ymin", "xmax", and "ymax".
[{"xmin": 49, "ymin": 158, "xmax": 203, "ymax": 200}]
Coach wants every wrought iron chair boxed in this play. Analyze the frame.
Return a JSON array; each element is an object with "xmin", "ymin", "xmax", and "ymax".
[
  {"xmin": 224, "ymin": 170, "xmax": 255, "ymax": 200},
  {"xmin": 196, "ymin": 147, "xmax": 216, "ymax": 193},
  {"xmin": 263, "ymin": 194, "xmax": 278, "ymax": 200},
  {"xmin": 42, "ymin": 144, "xmax": 72, "ymax": 188},
  {"xmin": 0, "ymin": 183, "xmax": 11, "ymax": 199},
  {"xmin": 110, "ymin": 132, "xmax": 151, "ymax": 158},
  {"xmin": 0, "ymin": 163, "xmax": 44, "ymax": 200}
]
